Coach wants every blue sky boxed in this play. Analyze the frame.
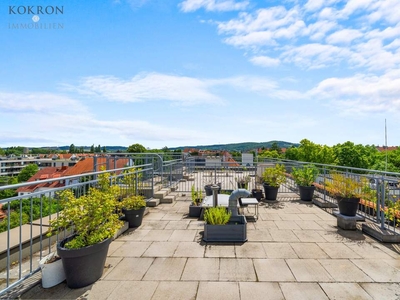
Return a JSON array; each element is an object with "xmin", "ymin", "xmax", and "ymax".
[{"xmin": 1, "ymin": 0, "xmax": 400, "ymax": 149}]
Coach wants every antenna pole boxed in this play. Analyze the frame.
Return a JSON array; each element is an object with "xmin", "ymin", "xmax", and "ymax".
[{"xmin": 385, "ymin": 119, "xmax": 388, "ymax": 172}]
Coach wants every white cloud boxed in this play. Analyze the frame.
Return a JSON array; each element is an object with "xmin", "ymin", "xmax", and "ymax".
[
  {"xmin": 0, "ymin": 92, "xmax": 86, "ymax": 114},
  {"xmin": 326, "ymin": 29, "xmax": 363, "ymax": 44},
  {"xmin": 367, "ymin": 0, "xmax": 400, "ymax": 24},
  {"xmin": 180, "ymin": 0, "xmax": 249, "ymax": 12},
  {"xmin": 282, "ymin": 43, "xmax": 351, "ymax": 69},
  {"xmin": 250, "ymin": 55, "xmax": 280, "ymax": 67},
  {"xmin": 69, "ymin": 73, "xmax": 223, "ymax": 105},
  {"xmin": 308, "ymin": 70, "xmax": 400, "ymax": 114}
]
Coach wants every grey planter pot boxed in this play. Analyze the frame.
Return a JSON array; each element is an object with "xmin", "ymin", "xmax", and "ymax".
[
  {"xmin": 189, "ymin": 204, "xmax": 202, "ymax": 218},
  {"xmin": 203, "ymin": 215, "xmax": 247, "ymax": 243}
]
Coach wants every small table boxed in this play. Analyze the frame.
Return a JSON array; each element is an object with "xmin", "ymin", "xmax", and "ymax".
[{"xmin": 239, "ymin": 198, "xmax": 259, "ymax": 220}]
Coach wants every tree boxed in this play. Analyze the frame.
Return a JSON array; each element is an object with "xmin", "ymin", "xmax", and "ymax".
[
  {"xmin": 0, "ymin": 148, "xmax": 5, "ymax": 156},
  {"xmin": 90, "ymin": 144, "xmax": 95, "ymax": 153},
  {"xmin": 17, "ymin": 164, "xmax": 39, "ymax": 182},
  {"xmin": 69, "ymin": 144, "xmax": 76, "ymax": 153},
  {"xmin": 270, "ymin": 142, "xmax": 282, "ymax": 154},
  {"xmin": 102, "ymin": 146, "xmax": 107, "ymax": 153},
  {"xmin": 127, "ymin": 143, "xmax": 146, "ymax": 153}
]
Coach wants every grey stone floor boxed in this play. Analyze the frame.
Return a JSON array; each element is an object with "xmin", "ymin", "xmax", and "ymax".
[{"xmin": 20, "ymin": 194, "xmax": 400, "ymax": 300}]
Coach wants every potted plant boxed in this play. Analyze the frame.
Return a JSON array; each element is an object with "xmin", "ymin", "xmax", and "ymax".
[
  {"xmin": 189, "ymin": 185, "xmax": 203, "ymax": 218},
  {"xmin": 39, "ymin": 252, "xmax": 66, "ymax": 288},
  {"xmin": 120, "ymin": 195, "xmax": 146, "ymax": 227},
  {"xmin": 48, "ymin": 170, "xmax": 124, "ymax": 289},
  {"xmin": 291, "ymin": 164, "xmax": 319, "ymax": 201},
  {"xmin": 203, "ymin": 206, "xmax": 247, "ymax": 242},
  {"xmin": 236, "ymin": 175, "xmax": 250, "ymax": 189},
  {"xmin": 326, "ymin": 172, "xmax": 362, "ymax": 216},
  {"xmin": 204, "ymin": 182, "xmax": 221, "ymax": 196},
  {"xmin": 262, "ymin": 164, "xmax": 286, "ymax": 200},
  {"xmin": 251, "ymin": 188, "xmax": 263, "ymax": 201}
]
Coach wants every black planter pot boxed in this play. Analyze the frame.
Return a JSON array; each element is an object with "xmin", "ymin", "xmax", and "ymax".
[
  {"xmin": 251, "ymin": 189, "xmax": 263, "ymax": 201},
  {"xmin": 204, "ymin": 184, "xmax": 221, "ymax": 196},
  {"xmin": 189, "ymin": 204, "xmax": 202, "ymax": 218},
  {"xmin": 298, "ymin": 185, "xmax": 315, "ymax": 201},
  {"xmin": 337, "ymin": 197, "xmax": 360, "ymax": 216},
  {"xmin": 123, "ymin": 207, "xmax": 146, "ymax": 228},
  {"xmin": 263, "ymin": 184, "xmax": 279, "ymax": 201},
  {"xmin": 57, "ymin": 235, "xmax": 111, "ymax": 289}
]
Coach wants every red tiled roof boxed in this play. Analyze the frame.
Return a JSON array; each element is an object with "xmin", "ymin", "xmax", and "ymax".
[
  {"xmin": 16, "ymin": 166, "xmax": 70, "ymax": 193},
  {"xmin": 63, "ymin": 157, "xmax": 130, "ymax": 177},
  {"xmin": 376, "ymin": 146, "xmax": 398, "ymax": 152}
]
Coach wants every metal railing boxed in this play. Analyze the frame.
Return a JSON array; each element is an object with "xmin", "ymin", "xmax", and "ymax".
[{"xmin": 0, "ymin": 164, "xmax": 153, "ymax": 296}]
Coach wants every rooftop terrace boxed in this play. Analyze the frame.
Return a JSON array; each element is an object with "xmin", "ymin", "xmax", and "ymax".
[{"xmin": 16, "ymin": 192, "xmax": 400, "ymax": 300}]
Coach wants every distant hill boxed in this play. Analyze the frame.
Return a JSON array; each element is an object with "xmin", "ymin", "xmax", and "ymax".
[{"xmin": 169, "ymin": 141, "xmax": 298, "ymax": 152}]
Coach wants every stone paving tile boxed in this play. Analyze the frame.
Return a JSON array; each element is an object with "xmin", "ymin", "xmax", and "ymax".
[
  {"xmin": 181, "ymin": 258, "xmax": 219, "ymax": 281},
  {"xmin": 20, "ymin": 282, "xmax": 78, "ymax": 299},
  {"xmin": 106, "ymin": 281, "xmax": 158, "ymax": 300},
  {"xmin": 346, "ymin": 242, "xmax": 394, "ymax": 259},
  {"xmin": 314, "ymin": 213, "xmax": 337, "ymax": 221},
  {"xmin": 142, "ymin": 241, "xmax": 179, "ymax": 257},
  {"xmin": 350, "ymin": 259, "xmax": 400, "ymax": 282},
  {"xmin": 140, "ymin": 229, "xmax": 174, "ymax": 241},
  {"xmin": 219, "ymin": 258, "xmax": 256, "ymax": 281},
  {"xmin": 278, "ymin": 213, "xmax": 302, "ymax": 221},
  {"xmin": 107, "ymin": 240, "xmax": 125, "ymax": 255},
  {"xmin": 205, "ymin": 245, "xmax": 236, "ymax": 258},
  {"xmin": 320, "ymin": 282, "xmax": 373, "ymax": 299},
  {"xmin": 253, "ymin": 259, "xmax": 296, "ymax": 282},
  {"xmin": 151, "ymin": 281, "xmax": 198, "ymax": 300},
  {"xmin": 102, "ymin": 257, "xmax": 124, "ymax": 279},
  {"xmin": 263, "ymin": 242, "xmax": 299, "ymax": 259},
  {"xmin": 187, "ymin": 220, "xmax": 205, "ymax": 230},
  {"xmin": 274, "ymin": 220, "xmax": 302, "ymax": 230},
  {"xmin": 235, "ymin": 243, "xmax": 266, "ymax": 258},
  {"xmin": 292, "ymin": 230, "xmax": 327, "ymax": 243},
  {"xmin": 164, "ymin": 220, "xmax": 190, "ymax": 230},
  {"xmin": 294, "ymin": 220, "xmax": 324, "ymax": 230},
  {"xmin": 197, "ymin": 282, "xmax": 240, "ymax": 300},
  {"xmin": 140, "ymin": 220, "xmax": 168, "ymax": 230},
  {"xmin": 374, "ymin": 243, "xmax": 400, "ymax": 259},
  {"xmin": 360, "ymin": 283, "xmax": 400, "ymax": 300},
  {"xmin": 161, "ymin": 213, "xmax": 183, "ymax": 221},
  {"xmin": 109, "ymin": 241, "xmax": 151, "ymax": 257},
  {"xmin": 318, "ymin": 259, "xmax": 374, "ymax": 282},
  {"xmin": 247, "ymin": 229, "xmax": 273, "ymax": 241},
  {"xmin": 84, "ymin": 281, "xmax": 121, "ymax": 300},
  {"xmin": 239, "ymin": 282, "xmax": 284, "ymax": 300},
  {"xmin": 118, "ymin": 229, "xmax": 150, "ymax": 241},
  {"xmin": 143, "ymin": 257, "xmax": 187, "ymax": 281},
  {"xmin": 269, "ymin": 229, "xmax": 300, "ymax": 242},
  {"xmin": 279, "ymin": 282, "xmax": 328, "ymax": 300},
  {"xmin": 254, "ymin": 220, "xmax": 278, "ymax": 229},
  {"xmin": 297, "ymin": 214, "xmax": 323, "ymax": 221},
  {"xmin": 144, "ymin": 212, "xmax": 166, "ymax": 220},
  {"xmin": 259, "ymin": 213, "xmax": 282, "ymax": 221},
  {"xmin": 382, "ymin": 258, "xmax": 400, "ymax": 270},
  {"xmin": 286, "ymin": 259, "xmax": 334, "ymax": 282},
  {"xmin": 104, "ymin": 257, "xmax": 154, "ymax": 281},
  {"xmin": 317, "ymin": 242, "xmax": 361, "ymax": 259},
  {"xmin": 314, "ymin": 220, "xmax": 338, "ymax": 231},
  {"xmin": 290, "ymin": 243, "xmax": 329, "ymax": 259},
  {"xmin": 168, "ymin": 229, "xmax": 197, "ymax": 242},
  {"xmin": 173, "ymin": 241, "xmax": 205, "ymax": 257}
]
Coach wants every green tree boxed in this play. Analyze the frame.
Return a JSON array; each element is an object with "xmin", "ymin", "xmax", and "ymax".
[
  {"xmin": 0, "ymin": 148, "xmax": 5, "ymax": 156},
  {"xmin": 17, "ymin": 164, "xmax": 39, "ymax": 182},
  {"xmin": 90, "ymin": 144, "xmax": 95, "ymax": 153},
  {"xmin": 102, "ymin": 146, "xmax": 107, "ymax": 153},
  {"xmin": 270, "ymin": 142, "xmax": 282, "ymax": 154},
  {"xmin": 127, "ymin": 143, "xmax": 146, "ymax": 153},
  {"xmin": 69, "ymin": 144, "xmax": 76, "ymax": 153},
  {"xmin": 333, "ymin": 142, "xmax": 378, "ymax": 170}
]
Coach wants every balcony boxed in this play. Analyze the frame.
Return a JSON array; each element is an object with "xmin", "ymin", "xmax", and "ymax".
[{"xmin": 1, "ymin": 158, "xmax": 400, "ymax": 299}]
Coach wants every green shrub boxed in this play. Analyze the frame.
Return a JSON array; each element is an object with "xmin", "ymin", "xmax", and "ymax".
[
  {"xmin": 204, "ymin": 207, "xmax": 231, "ymax": 225},
  {"xmin": 262, "ymin": 164, "xmax": 286, "ymax": 187},
  {"xmin": 291, "ymin": 164, "xmax": 318, "ymax": 186}
]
